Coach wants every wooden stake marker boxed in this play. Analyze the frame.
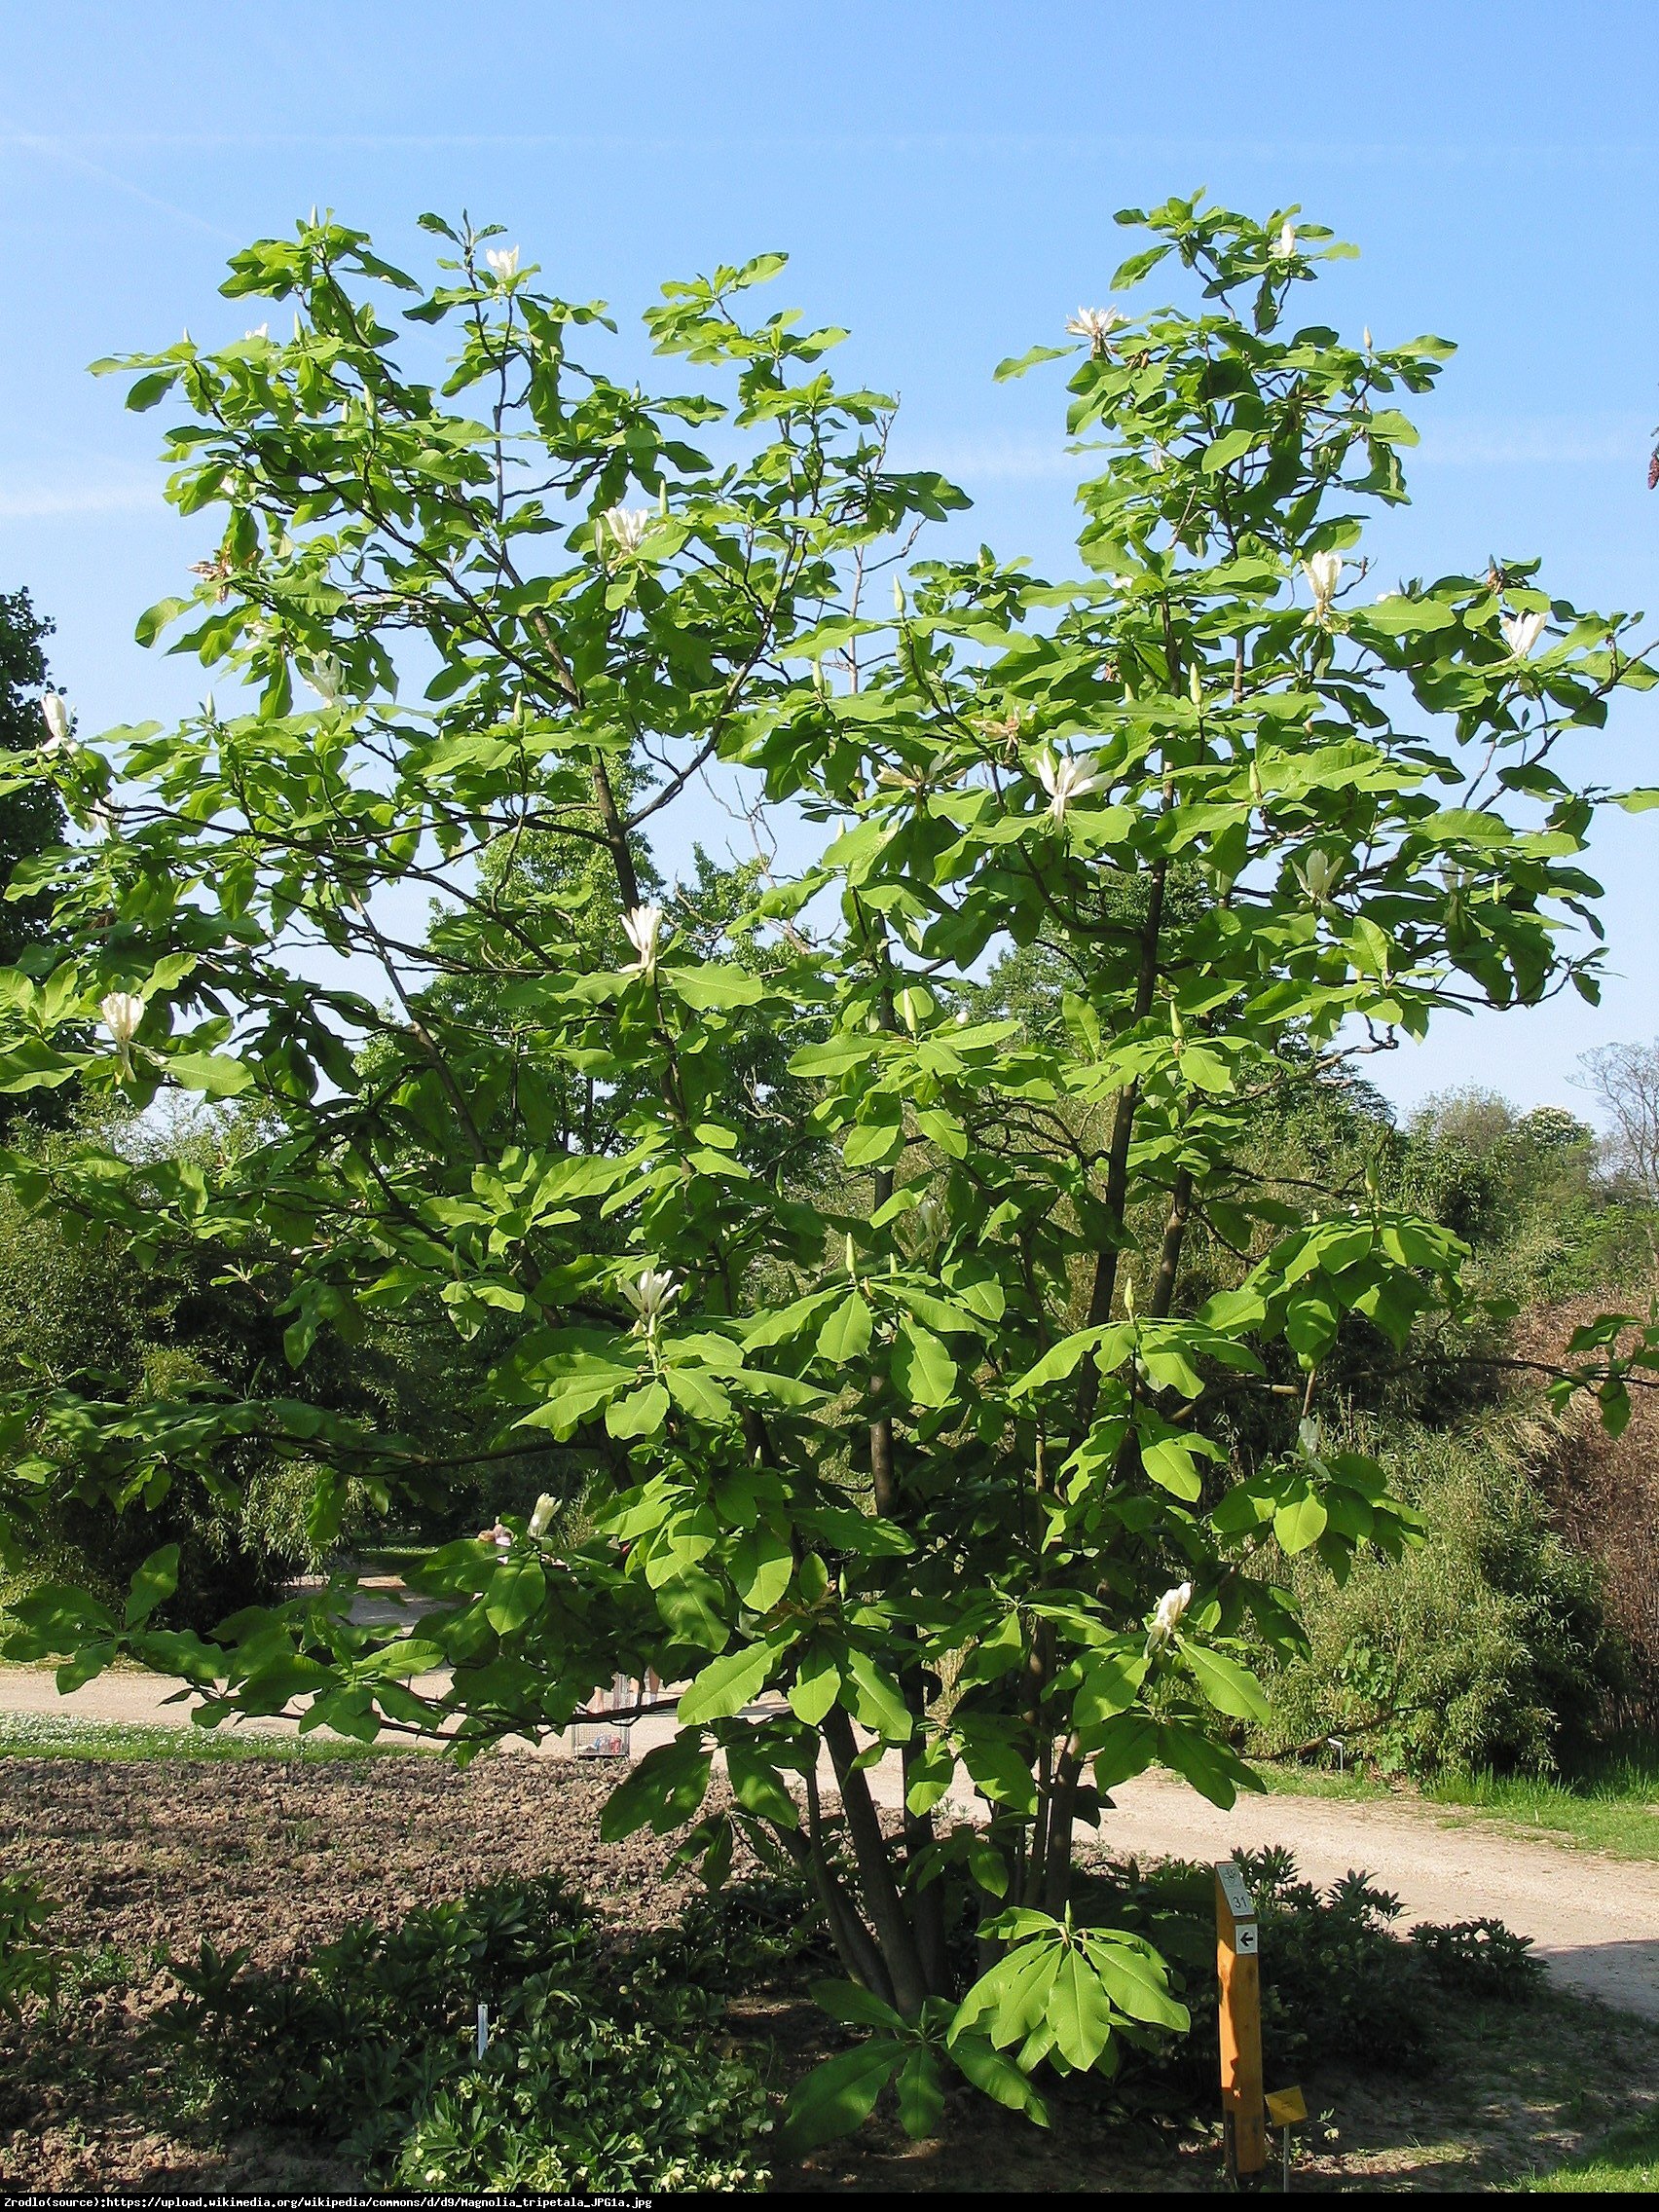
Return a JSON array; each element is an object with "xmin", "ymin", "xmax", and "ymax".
[{"xmin": 1215, "ymin": 1859, "xmax": 1267, "ymax": 2181}]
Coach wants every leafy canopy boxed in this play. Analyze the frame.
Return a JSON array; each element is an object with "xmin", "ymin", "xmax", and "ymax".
[{"xmin": 1, "ymin": 190, "xmax": 1654, "ymax": 2140}]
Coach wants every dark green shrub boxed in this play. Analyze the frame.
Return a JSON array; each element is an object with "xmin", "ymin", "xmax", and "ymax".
[
  {"xmin": 1410, "ymin": 1916, "xmax": 1542, "ymax": 2003},
  {"xmin": 157, "ymin": 1873, "xmax": 775, "ymax": 2193},
  {"xmin": 1078, "ymin": 1848, "xmax": 1438, "ymax": 2100}
]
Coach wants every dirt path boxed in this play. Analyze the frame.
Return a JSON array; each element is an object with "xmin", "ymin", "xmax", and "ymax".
[{"xmin": 5, "ymin": 1663, "xmax": 1655, "ymax": 2020}]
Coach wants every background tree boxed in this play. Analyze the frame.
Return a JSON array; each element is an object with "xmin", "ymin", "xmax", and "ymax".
[
  {"xmin": 0, "ymin": 587, "xmax": 64, "ymax": 964},
  {"xmin": 0, "ymin": 197, "xmax": 1655, "ymax": 2145}
]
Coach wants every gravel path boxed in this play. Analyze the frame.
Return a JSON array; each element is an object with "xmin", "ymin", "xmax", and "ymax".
[{"xmin": 5, "ymin": 1662, "xmax": 1655, "ymax": 2020}]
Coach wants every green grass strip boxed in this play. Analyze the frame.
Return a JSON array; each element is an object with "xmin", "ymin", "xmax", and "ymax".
[
  {"xmin": 1252, "ymin": 1749, "xmax": 1659, "ymax": 1862},
  {"xmin": 0, "ymin": 1710, "xmax": 428, "ymax": 1763},
  {"xmin": 1524, "ymin": 2113, "xmax": 1659, "ymax": 2192}
]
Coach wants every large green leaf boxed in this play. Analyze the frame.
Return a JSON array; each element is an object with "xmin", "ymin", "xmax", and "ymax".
[
  {"xmin": 891, "ymin": 1320, "xmax": 956, "ymax": 1408},
  {"xmin": 781, "ymin": 2040, "xmax": 904, "ymax": 2153},
  {"xmin": 600, "ymin": 1731, "xmax": 713, "ymax": 1841},
  {"xmin": 679, "ymin": 1640, "xmax": 776, "ymax": 1724},
  {"xmin": 1181, "ymin": 1642, "xmax": 1272, "ymax": 1723}
]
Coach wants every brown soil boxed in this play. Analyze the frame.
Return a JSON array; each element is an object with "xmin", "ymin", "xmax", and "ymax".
[
  {"xmin": 0, "ymin": 1752, "xmax": 686, "ymax": 2194},
  {"xmin": 4, "ymin": 1751, "xmax": 1657, "ymax": 2194}
]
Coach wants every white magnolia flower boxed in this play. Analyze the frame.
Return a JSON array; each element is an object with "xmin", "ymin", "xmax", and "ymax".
[
  {"xmin": 622, "ymin": 1266, "xmax": 681, "ymax": 1331},
  {"xmin": 485, "ymin": 244, "xmax": 521, "ymax": 282},
  {"xmin": 1304, "ymin": 550, "xmax": 1343, "ymax": 619},
  {"xmin": 1298, "ymin": 849, "xmax": 1343, "ymax": 904},
  {"xmin": 86, "ymin": 798, "xmax": 118, "ymax": 839},
  {"xmin": 39, "ymin": 692, "xmax": 73, "ymax": 755},
  {"xmin": 244, "ymin": 322, "xmax": 270, "ymax": 340},
  {"xmin": 599, "ymin": 504, "xmax": 653, "ymax": 563},
  {"xmin": 1148, "ymin": 1580, "xmax": 1194, "ymax": 1650},
  {"xmin": 478, "ymin": 1518, "xmax": 512, "ymax": 1552},
  {"xmin": 621, "ymin": 903, "xmax": 664, "ymax": 975},
  {"xmin": 306, "ymin": 652, "xmax": 344, "ymax": 705},
  {"xmin": 1035, "ymin": 747, "xmax": 1101, "ymax": 823},
  {"xmin": 99, "ymin": 990, "xmax": 145, "ymax": 1076},
  {"xmin": 1500, "ymin": 608, "xmax": 1547, "ymax": 660},
  {"xmin": 1298, "ymin": 1417, "xmax": 1332, "ymax": 1474},
  {"xmin": 1269, "ymin": 221, "xmax": 1298, "ymax": 262},
  {"xmin": 528, "ymin": 1493, "xmax": 558, "ymax": 1541},
  {"xmin": 1065, "ymin": 305, "xmax": 1127, "ymax": 354}
]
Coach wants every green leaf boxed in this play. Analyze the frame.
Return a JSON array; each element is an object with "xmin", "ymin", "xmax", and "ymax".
[
  {"xmin": 891, "ymin": 1320, "xmax": 956, "ymax": 1409},
  {"xmin": 652, "ymin": 1565, "xmax": 728, "ymax": 1650},
  {"xmin": 789, "ymin": 1647, "xmax": 842, "ymax": 1726},
  {"xmin": 782, "ymin": 2041, "xmax": 904, "ymax": 2154},
  {"xmin": 484, "ymin": 1557, "xmax": 545, "ymax": 1636},
  {"xmin": 810, "ymin": 1977, "xmax": 905, "ymax": 2032},
  {"xmin": 661, "ymin": 962, "xmax": 763, "ymax": 1011},
  {"xmin": 1140, "ymin": 1437, "xmax": 1203, "ymax": 1500},
  {"xmin": 725, "ymin": 1735, "xmax": 798, "ymax": 1824},
  {"xmin": 818, "ymin": 1292, "xmax": 873, "ymax": 1362},
  {"xmin": 1156, "ymin": 1719, "xmax": 1263, "ymax": 1810},
  {"xmin": 124, "ymin": 1544, "xmax": 181, "ymax": 1630},
  {"xmin": 1090, "ymin": 1713, "xmax": 1159, "ymax": 1790},
  {"xmin": 845, "ymin": 1649, "xmax": 914, "ymax": 1741},
  {"xmin": 994, "ymin": 343, "xmax": 1074, "ymax": 382},
  {"xmin": 843, "ymin": 1119, "xmax": 904, "ymax": 1169},
  {"xmin": 1049, "ymin": 1946, "xmax": 1115, "ymax": 2069},
  {"xmin": 1273, "ymin": 1486, "xmax": 1329, "ymax": 1553},
  {"xmin": 915, "ymin": 1108, "xmax": 969, "ymax": 1158},
  {"xmin": 1081, "ymin": 1931, "xmax": 1190, "ymax": 2031},
  {"xmin": 896, "ymin": 2046, "xmax": 945, "ymax": 2139},
  {"xmin": 1181, "ymin": 1642, "xmax": 1272, "ymax": 1723},
  {"xmin": 948, "ymin": 2032, "xmax": 1050, "ymax": 2123},
  {"xmin": 1073, "ymin": 1648, "xmax": 1149, "ymax": 1730},
  {"xmin": 679, "ymin": 1641, "xmax": 776, "ymax": 1724},
  {"xmin": 600, "ymin": 1730, "xmax": 713, "ymax": 1841},
  {"xmin": 165, "ymin": 1052, "xmax": 254, "ymax": 1098},
  {"xmin": 606, "ymin": 1381, "xmax": 670, "ymax": 1438}
]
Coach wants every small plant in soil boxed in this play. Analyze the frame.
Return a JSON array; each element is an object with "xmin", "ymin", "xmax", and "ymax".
[{"xmin": 153, "ymin": 1872, "xmax": 791, "ymax": 2193}]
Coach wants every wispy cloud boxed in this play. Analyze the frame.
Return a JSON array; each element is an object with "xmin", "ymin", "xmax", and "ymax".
[
  {"xmin": 911, "ymin": 438, "xmax": 1088, "ymax": 485},
  {"xmin": 5, "ymin": 134, "xmax": 238, "ymax": 240},
  {"xmin": 0, "ymin": 480, "xmax": 160, "ymax": 521},
  {"xmin": 1416, "ymin": 413, "xmax": 1649, "ymax": 466}
]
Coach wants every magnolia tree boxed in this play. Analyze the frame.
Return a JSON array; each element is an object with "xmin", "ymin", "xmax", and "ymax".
[{"xmin": 2, "ymin": 196, "xmax": 1656, "ymax": 2140}]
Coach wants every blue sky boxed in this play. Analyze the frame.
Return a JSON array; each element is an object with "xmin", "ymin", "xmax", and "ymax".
[{"xmin": 2, "ymin": 1, "xmax": 1656, "ymax": 1121}]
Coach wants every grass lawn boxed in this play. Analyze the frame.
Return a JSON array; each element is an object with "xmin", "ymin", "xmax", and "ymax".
[
  {"xmin": 0, "ymin": 1710, "xmax": 412, "ymax": 1763},
  {"xmin": 1254, "ymin": 1739, "xmax": 1659, "ymax": 1862},
  {"xmin": 1523, "ymin": 2112, "xmax": 1659, "ymax": 2192}
]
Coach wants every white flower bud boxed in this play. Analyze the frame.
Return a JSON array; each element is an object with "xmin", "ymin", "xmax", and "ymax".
[
  {"xmin": 621, "ymin": 903, "xmax": 664, "ymax": 976},
  {"xmin": 1500, "ymin": 609, "xmax": 1547, "ymax": 660},
  {"xmin": 528, "ymin": 1493, "xmax": 558, "ymax": 1541},
  {"xmin": 623, "ymin": 1266, "xmax": 681, "ymax": 1332},
  {"xmin": 1147, "ymin": 1580, "xmax": 1194, "ymax": 1649},
  {"xmin": 1304, "ymin": 550, "xmax": 1343, "ymax": 620},
  {"xmin": 1064, "ymin": 305, "xmax": 1128, "ymax": 355},
  {"xmin": 40, "ymin": 693, "xmax": 73, "ymax": 755},
  {"xmin": 598, "ymin": 505, "xmax": 652, "ymax": 564},
  {"xmin": 1035, "ymin": 748, "xmax": 1102, "ymax": 824}
]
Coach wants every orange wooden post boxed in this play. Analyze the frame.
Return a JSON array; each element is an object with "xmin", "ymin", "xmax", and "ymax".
[{"xmin": 1216, "ymin": 1860, "xmax": 1267, "ymax": 2181}]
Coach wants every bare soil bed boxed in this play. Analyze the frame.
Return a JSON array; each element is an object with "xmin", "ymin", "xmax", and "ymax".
[{"xmin": 3, "ymin": 1751, "xmax": 1657, "ymax": 2194}]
